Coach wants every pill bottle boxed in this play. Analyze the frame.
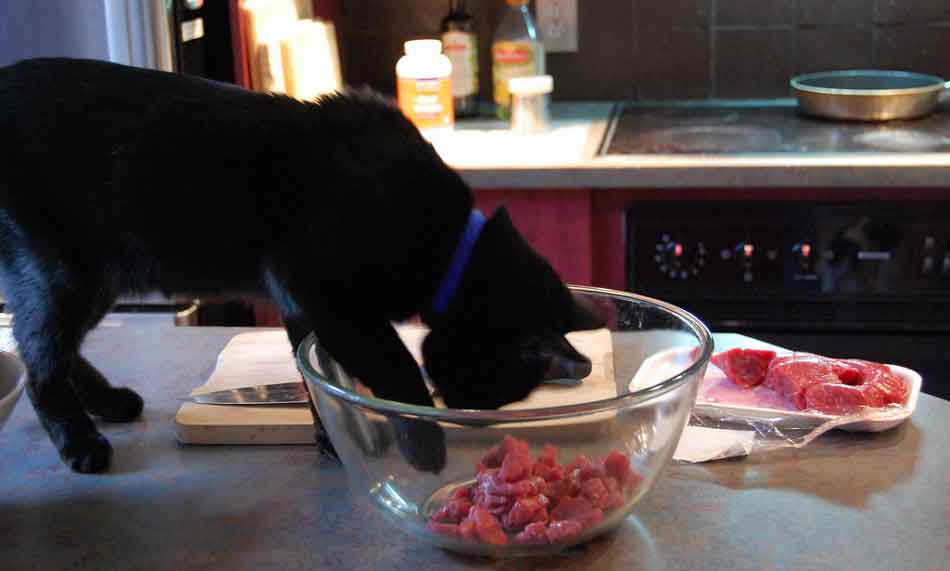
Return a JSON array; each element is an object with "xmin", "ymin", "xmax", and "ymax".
[
  {"xmin": 509, "ymin": 75, "xmax": 553, "ymax": 134},
  {"xmin": 396, "ymin": 39, "xmax": 455, "ymax": 133}
]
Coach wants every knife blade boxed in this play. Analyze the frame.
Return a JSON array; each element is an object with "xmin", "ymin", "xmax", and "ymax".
[
  {"xmin": 185, "ymin": 381, "xmax": 310, "ymax": 405},
  {"xmin": 183, "ymin": 376, "xmax": 584, "ymax": 406}
]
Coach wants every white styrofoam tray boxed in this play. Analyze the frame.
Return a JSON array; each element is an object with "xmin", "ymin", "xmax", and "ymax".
[{"xmin": 631, "ymin": 346, "xmax": 921, "ymax": 433}]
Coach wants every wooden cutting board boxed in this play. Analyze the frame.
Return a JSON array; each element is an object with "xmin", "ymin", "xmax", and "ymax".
[{"xmin": 174, "ymin": 326, "xmax": 615, "ymax": 445}]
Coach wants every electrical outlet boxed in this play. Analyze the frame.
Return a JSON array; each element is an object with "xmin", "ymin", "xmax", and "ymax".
[{"xmin": 536, "ymin": 0, "xmax": 578, "ymax": 53}]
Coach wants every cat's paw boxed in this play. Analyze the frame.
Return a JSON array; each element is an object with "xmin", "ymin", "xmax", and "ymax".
[
  {"xmin": 392, "ymin": 418, "xmax": 446, "ymax": 474},
  {"xmin": 61, "ymin": 431, "xmax": 113, "ymax": 473},
  {"xmin": 316, "ymin": 430, "xmax": 341, "ymax": 462},
  {"xmin": 86, "ymin": 387, "xmax": 144, "ymax": 423}
]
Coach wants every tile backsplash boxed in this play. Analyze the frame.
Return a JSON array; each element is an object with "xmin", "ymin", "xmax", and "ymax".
[{"xmin": 339, "ymin": 0, "xmax": 950, "ymax": 100}]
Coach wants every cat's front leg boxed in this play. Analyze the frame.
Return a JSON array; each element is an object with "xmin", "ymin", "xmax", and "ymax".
[
  {"xmin": 309, "ymin": 316, "xmax": 447, "ymax": 473},
  {"xmin": 264, "ymin": 269, "xmax": 446, "ymax": 472},
  {"xmin": 281, "ymin": 313, "xmax": 341, "ymax": 463}
]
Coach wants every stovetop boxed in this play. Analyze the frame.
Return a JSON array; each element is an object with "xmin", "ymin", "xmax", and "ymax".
[{"xmin": 602, "ymin": 100, "xmax": 950, "ymax": 155}]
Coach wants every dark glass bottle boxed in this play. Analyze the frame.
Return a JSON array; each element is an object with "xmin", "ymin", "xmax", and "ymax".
[{"xmin": 441, "ymin": 0, "xmax": 479, "ymax": 118}]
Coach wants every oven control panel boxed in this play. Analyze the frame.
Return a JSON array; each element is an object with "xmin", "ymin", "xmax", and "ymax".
[{"xmin": 627, "ymin": 202, "xmax": 950, "ymax": 328}]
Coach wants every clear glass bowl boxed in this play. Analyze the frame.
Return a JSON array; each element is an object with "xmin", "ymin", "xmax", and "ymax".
[
  {"xmin": 296, "ymin": 286, "xmax": 712, "ymax": 557},
  {"xmin": 0, "ymin": 352, "xmax": 27, "ymax": 432}
]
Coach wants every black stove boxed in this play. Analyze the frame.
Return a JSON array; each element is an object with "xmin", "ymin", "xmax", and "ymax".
[{"xmin": 603, "ymin": 101, "xmax": 950, "ymax": 155}]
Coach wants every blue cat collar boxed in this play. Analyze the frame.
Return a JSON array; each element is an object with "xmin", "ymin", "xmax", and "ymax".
[{"xmin": 431, "ymin": 209, "xmax": 486, "ymax": 315}]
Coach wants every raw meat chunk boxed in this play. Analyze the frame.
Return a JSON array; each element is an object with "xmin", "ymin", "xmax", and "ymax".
[
  {"xmin": 711, "ymin": 348, "xmax": 777, "ymax": 387},
  {"xmin": 504, "ymin": 496, "xmax": 549, "ymax": 529},
  {"xmin": 765, "ymin": 354, "xmax": 839, "ymax": 409},
  {"xmin": 480, "ymin": 435, "xmax": 530, "ymax": 469},
  {"xmin": 604, "ymin": 450, "xmax": 637, "ymax": 488},
  {"xmin": 515, "ymin": 521, "xmax": 550, "ymax": 545},
  {"xmin": 804, "ymin": 383, "xmax": 869, "ymax": 414},
  {"xmin": 718, "ymin": 350, "xmax": 909, "ymax": 414},
  {"xmin": 864, "ymin": 373, "xmax": 908, "ymax": 407},
  {"xmin": 550, "ymin": 496, "xmax": 603, "ymax": 528},
  {"xmin": 427, "ymin": 521, "xmax": 461, "ymax": 538},
  {"xmin": 467, "ymin": 507, "xmax": 508, "ymax": 545},
  {"xmin": 430, "ymin": 497, "xmax": 472, "ymax": 523},
  {"xmin": 580, "ymin": 478, "xmax": 609, "ymax": 507},
  {"xmin": 545, "ymin": 520, "xmax": 584, "ymax": 543},
  {"xmin": 427, "ymin": 437, "xmax": 641, "ymax": 546}
]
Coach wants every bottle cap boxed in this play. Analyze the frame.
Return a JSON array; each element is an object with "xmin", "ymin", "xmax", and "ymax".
[
  {"xmin": 404, "ymin": 39, "xmax": 443, "ymax": 56},
  {"xmin": 508, "ymin": 75, "xmax": 554, "ymax": 95}
]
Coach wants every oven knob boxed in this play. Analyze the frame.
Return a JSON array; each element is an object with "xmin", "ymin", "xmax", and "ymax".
[
  {"xmin": 923, "ymin": 256, "xmax": 935, "ymax": 276},
  {"xmin": 743, "ymin": 270, "xmax": 754, "ymax": 283},
  {"xmin": 655, "ymin": 237, "xmax": 704, "ymax": 279},
  {"xmin": 942, "ymin": 253, "xmax": 950, "ymax": 276},
  {"xmin": 736, "ymin": 242, "xmax": 755, "ymax": 259},
  {"xmin": 792, "ymin": 242, "xmax": 815, "ymax": 271}
]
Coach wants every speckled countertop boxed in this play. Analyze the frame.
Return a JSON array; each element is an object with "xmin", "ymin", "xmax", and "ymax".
[
  {"xmin": 438, "ymin": 102, "xmax": 950, "ymax": 190},
  {"xmin": 1, "ymin": 314, "xmax": 948, "ymax": 570}
]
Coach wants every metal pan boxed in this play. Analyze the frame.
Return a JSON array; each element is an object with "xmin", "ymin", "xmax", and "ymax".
[{"xmin": 790, "ymin": 69, "xmax": 950, "ymax": 121}]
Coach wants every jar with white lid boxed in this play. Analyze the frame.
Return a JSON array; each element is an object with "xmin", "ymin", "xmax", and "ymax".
[
  {"xmin": 396, "ymin": 39, "xmax": 455, "ymax": 133},
  {"xmin": 508, "ymin": 74, "xmax": 552, "ymax": 134}
]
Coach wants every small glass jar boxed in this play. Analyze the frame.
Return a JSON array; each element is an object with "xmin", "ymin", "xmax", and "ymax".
[{"xmin": 508, "ymin": 75, "xmax": 553, "ymax": 134}]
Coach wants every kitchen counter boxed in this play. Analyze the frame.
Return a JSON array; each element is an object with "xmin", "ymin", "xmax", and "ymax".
[
  {"xmin": 1, "ymin": 314, "xmax": 948, "ymax": 570},
  {"xmin": 442, "ymin": 102, "xmax": 950, "ymax": 189}
]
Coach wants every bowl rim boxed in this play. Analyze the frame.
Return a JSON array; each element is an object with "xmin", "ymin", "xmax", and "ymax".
[
  {"xmin": 295, "ymin": 285, "xmax": 713, "ymax": 423},
  {"xmin": 0, "ymin": 350, "xmax": 27, "ymax": 408}
]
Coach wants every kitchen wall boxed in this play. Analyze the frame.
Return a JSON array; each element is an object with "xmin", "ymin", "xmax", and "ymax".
[
  {"xmin": 0, "ymin": 0, "xmax": 109, "ymax": 67},
  {"xmin": 340, "ymin": 0, "xmax": 950, "ymax": 101}
]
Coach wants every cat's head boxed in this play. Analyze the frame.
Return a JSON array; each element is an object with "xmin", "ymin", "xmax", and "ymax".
[{"xmin": 422, "ymin": 207, "xmax": 605, "ymax": 410}]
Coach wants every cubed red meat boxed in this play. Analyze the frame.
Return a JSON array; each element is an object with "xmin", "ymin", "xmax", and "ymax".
[
  {"xmin": 467, "ymin": 507, "xmax": 508, "ymax": 545},
  {"xmin": 427, "ymin": 521, "xmax": 461, "ymax": 538},
  {"xmin": 430, "ymin": 497, "xmax": 472, "ymax": 523},
  {"xmin": 581, "ymin": 478, "xmax": 609, "ymax": 507},
  {"xmin": 499, "ymin": 449, "xmax": 532, "ymax": 482},
  {"xmin": 711, "ymin": 348, "xmax": 777, "ymax": 387},
  {"xmin": 532, "ymin": 460, "xmax": 564, "ymax": 482},
  {"xmin": 603, "ymin": 492, "xmax": 625, "ymax": 510},
  {"xmin": 479, "ymin": 435, "xmax": 531, "ymax": 469},
  {"xmin": 427, "ymin": 438, "xmax": 642, "ymax": 546},
  {"xmin": 550, "ymin": 496, "xmax": 604, "ymax": 528},
  {"xmin": 603, "ymin": 450, "xmax": 635, "ymax": 488},
  {"xmin": 515, "ymin": 521, "xmax": 550, "ymax": 545},
  {"xmin": 545, "ymin": 520, "xmax": 584, "ymax": 543},
  {"xmin": 459, "ymin": 517, "xmax": 478, "ymax": 541},
  {"xmin": 504, "ymin": 497, "xmax": 549, "ymax": 529}
]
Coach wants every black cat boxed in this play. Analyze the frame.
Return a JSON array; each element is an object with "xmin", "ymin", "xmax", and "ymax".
[{"xmin": 0, "ymin": 58, "xmax": 602, "ymax": 474}]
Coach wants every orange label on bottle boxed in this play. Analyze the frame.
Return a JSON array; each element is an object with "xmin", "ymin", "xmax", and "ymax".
[
  {"xmin": 492, "ymin": 40, "xmax": 540, "ymax": 109},
  {"xmin": 397, "ymin": 76, "xmax": 454, "ymax": 131}
]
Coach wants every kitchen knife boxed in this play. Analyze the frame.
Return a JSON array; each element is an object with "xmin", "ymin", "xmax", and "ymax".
[
  {"xmin": 185, "ymin": 381, "xmax": 310, "ymax": 405},
  {"xmin": 183, "ymin": 377, "xmax": 584, "ymax": 406}
]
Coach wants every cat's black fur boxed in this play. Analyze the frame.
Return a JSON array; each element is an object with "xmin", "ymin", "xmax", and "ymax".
[{"xmin": 0, "ymin": 58, "xmax": 602, "ymax": 474}]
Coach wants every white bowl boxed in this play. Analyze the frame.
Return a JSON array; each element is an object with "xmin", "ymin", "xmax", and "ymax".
[{"xmin": 0, "ymin": 351, "xmax": 27, "ymax": 431}]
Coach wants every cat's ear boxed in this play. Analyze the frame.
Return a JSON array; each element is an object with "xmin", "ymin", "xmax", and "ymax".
[
  {"xmin": 567, "ymin": 295, "xmax": 606, "ymax": 332},
  {"xmin": 488, "ymin": 205, "xmax": 515, "ymax": 228}
]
